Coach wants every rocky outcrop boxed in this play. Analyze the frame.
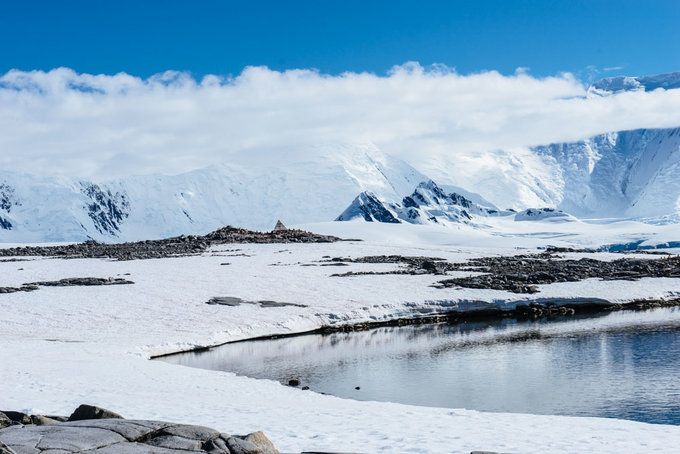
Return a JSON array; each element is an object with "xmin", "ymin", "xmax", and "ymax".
[
  {"xmin": 514, "ymin": 207, "xmax": 575, "ymax": 222},
  {"xmin": 0, "ymin": 406, "xmax": 278, "ymax": 454},
  {"xmin": 336, "ymin": 181, "xmax": 508, "ymax": 225},
  {"xmin": 0, "ymin": 413, "xmax": 12, "ymax": 429},
  {"xmin": 436, "ymin": 253, "xmax": 680, "ymax": 293},
  {"xmin": 0, "ymin": 183, "xmax": 17, "ymax": 213},
  {"xmin": 80, "ymin": 183, "xmax": 130, "ymax": 237},
  {"xmin": 0, "ymin": 225, "xmax": 341, "ymax": 261},
  {"xmin": 1, "ymin": 278, "xmax": 133, "ymax": 296},
  {"xmin": 0, "ymin": 217, "xmax": 11, "ymax": 230},
  {"xmin": 335, "ymin": 192, "xmax": 401, "ymax": 223},
  {"xmin": 25, "ymin": 277, "xmax": 134, "ymax": 287},
  {"xmin": 68, "ymin": 404, "xmax": 123, "ymax": 422}
]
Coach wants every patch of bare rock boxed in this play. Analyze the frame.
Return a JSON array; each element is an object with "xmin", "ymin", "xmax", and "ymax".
[
  {"xmin": 327, "ymin": 252, "xmax": 680, "ymax": 294},
  {"xmin": 0, "ymin": 404, "xmax": 278, "ymax": 454},
  {"xmin": 206, "ymin": 297, "xmax": 306, "ymax": 308},
  {"xmin": 0, "ymin": 226, "xmax": 342, "ymax": 261},
  {"xmin": 0, "ymin": 278, "xmax": 133, "ymax": 295}
]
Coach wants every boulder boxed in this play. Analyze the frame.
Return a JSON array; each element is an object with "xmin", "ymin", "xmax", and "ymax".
[
  {"xmin": 0, "ymin": 414, "xmax": 10, "ymax": 430},
  {"xmin": 0, "ymin": 412, "xmax": 30, "ymax": 425},
  {"xmin": 67, "ymin": 404, "xmax": 123, "ymax": 421},
  {"xmin": 244, "ymin": 431, "xmax": 279, "ymax": 453},
  {"xmin": 0, "ymin": 411, "xmax": 278, "ymax": 453},
  {"xmin": 43, "ymin": 415, "xmax": 68, "ymax": 422},
  {"xmin": 30, "ymin": 415, "xmax": 60, "ymax": 425},
  {"xmin": 226, "ymin": 436, "xmax": 264, "ymax": 454}
]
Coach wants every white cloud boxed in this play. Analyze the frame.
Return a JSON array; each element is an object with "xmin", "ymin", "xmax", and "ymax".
[{"xmin": 1, "ymin": 64, "xmax": 680, "ymax": 179}]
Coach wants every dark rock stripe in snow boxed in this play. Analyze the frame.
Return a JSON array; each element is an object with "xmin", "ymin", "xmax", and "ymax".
[{"xmin": 0, "ymin": 225, "xmax": 342, "ymax": 261}]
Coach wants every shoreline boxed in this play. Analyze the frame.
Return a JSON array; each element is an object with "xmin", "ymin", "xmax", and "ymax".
[{"xmin": 151, "ymin": 296, "xmax": 680, "ymax": 359}]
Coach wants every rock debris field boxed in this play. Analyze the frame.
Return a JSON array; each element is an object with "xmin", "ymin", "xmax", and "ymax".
[
  {"xmin": 0, "ymin": 226, "xmax": 341, "ymax": 261},
  {"xmin": 327, "ymin": 250, "xmax": 680, "ymax": 294}
]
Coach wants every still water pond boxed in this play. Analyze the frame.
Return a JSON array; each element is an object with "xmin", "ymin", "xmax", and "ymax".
[{"xmin": 162, "ymin": 307, "xmax": 680, "ymax": 424}]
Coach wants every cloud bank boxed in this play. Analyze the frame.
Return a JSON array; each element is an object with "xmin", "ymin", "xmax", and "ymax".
[{"xmin": 2, "ymin": 64, "xmax": 680, "ymax": 179}]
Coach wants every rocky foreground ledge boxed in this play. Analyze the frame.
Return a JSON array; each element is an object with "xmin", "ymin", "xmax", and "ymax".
[
  {"xmin": 0, "ymin": 225, "xmax": 342, "ymax": 261},
  {"xmin": 0, "ymin": 404, "xmax": 278, "ymax": 453}
]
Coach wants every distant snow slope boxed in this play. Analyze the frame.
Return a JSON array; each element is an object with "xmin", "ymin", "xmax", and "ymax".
[
  {"xmin": 417, "ymin": 126, "xmax": 680, "ymax": 221},
  {"xmin": 2, "ymin": 125, "xmax": 680, "ymax": 243},
  {"xmin": 533, "ymin": 127, "xmax": 680, "ymax": 218},
  {"xmin": 0, "ymin": 144, "xmax": 428, "ymax": 242},
  {"xmin": 589, "ymin": 71, "xmax": 680, "ymax": 96}
]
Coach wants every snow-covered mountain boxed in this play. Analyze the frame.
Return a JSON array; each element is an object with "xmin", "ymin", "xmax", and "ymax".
[
  {"xmin": 589, "ymin": 71, "xmax": 680, "ymax": 96},
  {"xmin": 416, "ymin": 126, "xmax": 680, "ymax": 221},
  {"xmin": 336, "ymin": 180, "xmax": 509, "ymax": 225},
  {"xmin": 532, "ymin": 127, "xmax": 680, "ymax": 219},
  {"xmin": 0, "ymin": 144, "xmax": 428, "ymax": 242},
  {"xmin": 2, "ymin": 124, "xmax": 680, "ymax": 242}
]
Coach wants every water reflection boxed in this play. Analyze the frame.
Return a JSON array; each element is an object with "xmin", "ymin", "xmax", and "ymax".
[{"xmin": 162, "ymin": 307, "xmax": 680, "ymax": 424}]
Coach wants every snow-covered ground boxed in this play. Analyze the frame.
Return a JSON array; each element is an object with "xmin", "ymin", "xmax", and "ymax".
[{"xmin": 1, "ymin": 228, "xmax": 680, "ymax": 453}]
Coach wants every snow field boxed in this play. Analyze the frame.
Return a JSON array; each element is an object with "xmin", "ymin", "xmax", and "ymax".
[{"xmin": 1, "ymin": 239, "xmax": 680, "ymax": 453}]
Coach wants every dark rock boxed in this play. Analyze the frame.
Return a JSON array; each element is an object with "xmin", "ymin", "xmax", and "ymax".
[
  {"xmin": 335, "ymin": 192, "xmax": 401, "ymax": 223},
  {"xmin": 207, "ymin": 297, "xmax": 306, "ymax": 308},
  {"xmin": 1, "ymin": 412, "xmax": 31, "ymax": 425},
  {"xmin": 0, "ymin": 286, "xmax": 38, "ymax": 294},
  {"xmin": 0, "ymin": 217, "xmax": 12, "ymax": 231},
  {"xmin": 244, "ymin": 431, "xmax": 278, "ymax": 453},
  {"xmin": 0, "ymin": 414, "xmax": 10, "ymax": 430},
  {"xmin": 30, "ymin": 415, "xmax": 60, "ymax": 425},
  {"xmin": 203, "ymin": 436, "xmax": 230, "ymax": 453},
  {"xmin": 226, "ymin": 436, "xmax": 264, "ymax": 454},
  {"xmin": 0, "ymin": 441, "xmax": 14, "ymax": 454},
  {"xmin": 43, "ymin": 416, "xmax": 68, "ymax": 422},
  {"xmin": 26, "ymin": 277, "xmax": 134, "ymax": 287},
  {"xmin": 301, "ymin": 386, "xmax": 310, "ymax": 390},
  {"xmin": 288, "ymin": 379, "xmax": 301, "ymax": 387},
  {"xmin": 332, "ymin": 252, "xmax": 680, "ymax": 295},
  {"xmin": 0, "ymin": 225, "xmax": 341, "ymax": 261},
  {"xmin": 81, "ymin": 183, "xmax": 130, "ymax": 236},
  {"xmin": 68, "ymin": 404, "xmax": 123, "ymax": 421}
]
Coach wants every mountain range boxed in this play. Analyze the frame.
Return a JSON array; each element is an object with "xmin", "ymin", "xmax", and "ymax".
[{"xmin": 1, "ymin": 73, "xmax": 680, "ymax": 242}]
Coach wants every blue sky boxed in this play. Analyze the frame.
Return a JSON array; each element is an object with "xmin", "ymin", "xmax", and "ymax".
[
  {"xmin": 2, "ymin": 0, "xmax": 680, "ymax": 179},
  {"xmin": 2, "ymin": 0, "xmax": 679, "ymax": 80}
]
